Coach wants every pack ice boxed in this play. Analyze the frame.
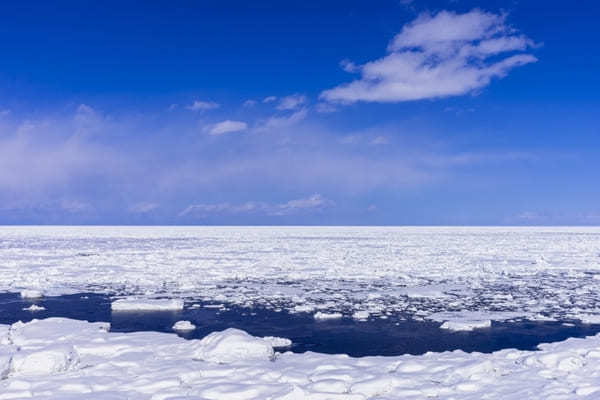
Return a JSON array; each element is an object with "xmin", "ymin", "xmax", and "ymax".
[
  {"xmin": 2, "ymin": 318, "xmax": 600, "ymax": 399},
  {"xmin": 2, "ymin": 226, "xmax": 600, "ymax": 324}
]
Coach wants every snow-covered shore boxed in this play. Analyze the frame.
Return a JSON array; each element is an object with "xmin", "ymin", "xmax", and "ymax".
[
  {"xmin": 1, "ymin": 317, "xmax": 600, "ymax": 399},
  {"xmin": 1, "ymin": 226, "xmax": 600, "ymax": 324}
]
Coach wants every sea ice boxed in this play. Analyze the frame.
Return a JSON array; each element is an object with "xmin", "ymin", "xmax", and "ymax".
[
  {"xmin": 314, "ymin": 311, "xmax": 343, "ymax": 320},
  {"xmin": 172, "ymin": 320, "xmax": 196, "ymax": 331},
  {"xmin": 22, "ymin": 304, "xmax": 45, "ymax": 312},
  {"xmin": 111, "ymin": 298, "xmax": 184, "ymax": 311},
  {"xmin": 20, "ymin": 290, "xmax": 43, "ymax": 299},
  {"xmin": 1, "ymin": 318, "xmax": 600, "ymax": 399}
]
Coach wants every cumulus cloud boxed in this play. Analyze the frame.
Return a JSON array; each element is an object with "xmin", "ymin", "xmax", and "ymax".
[
  {"xmin": 208, "ymin": 120, "xmax": 248, "ymax": 135},
  {"xmin": 186, "ymin": 100, "xmax": 220, "ymax": 111},
  {"xmin": 179, "ymin": 194, "xmax": 333, "ymax": 218},
  {"xmin": 276, "ymin": 94, "xmax": 307, "ymax": 111},
  {"xmin": 321, "ymin": 9, "xmax": 537, "ymax": 103}
]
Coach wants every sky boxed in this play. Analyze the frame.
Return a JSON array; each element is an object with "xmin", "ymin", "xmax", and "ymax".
[{"xmin": 0, "ymin": 0, "xmax": 599, "ymax": 225}]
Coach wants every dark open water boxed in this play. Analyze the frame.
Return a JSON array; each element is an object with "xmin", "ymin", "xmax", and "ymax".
[{"xmin": 2, "ymin": 292, "xmax": 600, "ymax": 357}]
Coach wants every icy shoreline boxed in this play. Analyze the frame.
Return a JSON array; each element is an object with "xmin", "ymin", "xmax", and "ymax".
[{"xmin": 2, "ymin": 317, "xmax": 600, "ymax": 399}]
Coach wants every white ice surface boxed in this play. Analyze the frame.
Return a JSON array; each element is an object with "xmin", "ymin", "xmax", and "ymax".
[
  {"xmin": 1, "ymin": 226, "xmax": 600, "ymax": 323},
  {"xmin": 172, "ymin": 320, "xmax": 196, "ymax": 331},
  {"xmin": 111, "ymin": 298, "xmax": 184, "ymax": 311},
  {"xmin": 22, "ymin": 304, "xmax": 45, "ymax": 312},
  {"xmin": 2, "ymin": 318, "xmax": 600, "ymax": 399}
]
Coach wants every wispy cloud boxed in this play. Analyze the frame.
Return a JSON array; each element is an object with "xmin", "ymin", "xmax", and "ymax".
[
  {"xmin": 276, "ymin": 94, "xmax": 307, "ymax": 111},
  {"xmin": 129, "ymin": 202, "xmax": 159, "ymax": 214},
  {"xmin": 179, "ymin": 194, "xmax": 333, "ymax": 218},
  {"xmin": 186, "ymin": 100, "xmax": 220, "ymax": 111},
  {"xmin": 208, "ymin": 120, "xmax": 248, "ymax": 135},
  {"xmin": 321, "ymin": 9, "xmax": 537, "ymax": 104},
  {"xmin": 256, "ymin": 108, "xmax": 308, "ymax": 132},
  {"xmin": 263, "ymin": 96, "xmax": 277, "ymax": 103}
]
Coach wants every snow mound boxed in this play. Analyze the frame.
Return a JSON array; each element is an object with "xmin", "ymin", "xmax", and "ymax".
[
  {"xmin": 172, "ymin": 320, "xmax": 196, "ymax": 331},
  {"xmin": 314, "ymin": 312, "xmax": 343, "ymax": 320},
  {"xmin": 192, "ymin": 328, "xmax": 275, "ymax": 363},
  {"xmin": 10, "ymin": 344, "xmax": 79, "ymax": 376},
  {"xmin": 111, "ymin": 298, "xmax": 184, "ymax": 311},
  {"xmin": 20, "ymin": 289, "xmax": 43, "ymax": 299}
]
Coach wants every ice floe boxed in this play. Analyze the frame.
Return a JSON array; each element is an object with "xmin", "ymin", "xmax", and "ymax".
[
  {"xmin": 1, "ymin": 226, "xmax": 600, "ymax": 324},
  {"xmin": 22, "ymin": 304, "xmax": 45, "ymax": 312},
  {"xmin": 172, "ymin": 320, "xmax": 196, "ymax": 331},
  {"xmin": 111, "ymin": 298, "xmax": 184, "ymax": 311},
  {"xmin": 1, "ymin": 318, "xmax": 600, "ymax": 398}
]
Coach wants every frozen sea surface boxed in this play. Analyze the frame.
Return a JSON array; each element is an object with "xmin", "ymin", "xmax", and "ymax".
[
  {"xmin": 1, "ymin": 226, "xmax": 600, "ymax": 323},
  {"xmin": 3, "ymin": 292, "xmax": 600, "ymax": 357}
]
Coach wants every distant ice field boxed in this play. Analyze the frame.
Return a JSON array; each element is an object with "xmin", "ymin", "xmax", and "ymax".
[{"xmin": 1, "ymin": 226, "xmax": 600, "ymax": 324}]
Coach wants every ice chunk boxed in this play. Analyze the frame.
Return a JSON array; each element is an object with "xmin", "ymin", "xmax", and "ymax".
[
  {"xmin": 23, "ymin": 304, "xmax": 45, "ymax": 312},
  {"xmin": 262, "ymin": 336, "xmax": 292, "ymax": 348},
  {"xmin": 440, "ymin": 319, "xmax": 491, "ymax": 331},
  {"xmin": 192, "ymin": 328, "xmax": 275, "ymax": 363},
  {"xmin": 314, "ymin": 312, "xmax": 343, "ymax": 320},
  {"xmin": 111, "ymin": 298, "xmax": 184, "ymax": 311},
  {"xmin": 172, "ymin": 320, "xmax": 196, "ymax": 331},
  {"xmin": 352, "ymin": 311, "xmax": 370, "ymax": 320},
  {"xmin": 20, "ymin": 290, "xmax": 43, "ymax": 299}
]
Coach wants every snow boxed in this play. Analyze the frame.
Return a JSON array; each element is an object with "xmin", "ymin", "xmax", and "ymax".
[
  {"xmin": 111, "ymin": 298, "xmax": 184, "ymax": 311},
  {"xmin": 172, "ymin": 320, "xmax": 196, "ymax": 331},
  {"xmin": 22, "ymin": 304, "xmax": 45, "ymax": 312},
  {"xmin": 192, "ymin": 328, "xmax": 276, "ymax": 363},
  {"xmin": 1, "ymin": 318, "xmax": 600, "ymax": 398}
]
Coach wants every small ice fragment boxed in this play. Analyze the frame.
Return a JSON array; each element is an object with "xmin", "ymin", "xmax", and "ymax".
[
  {"xmin": 20, "ymin": 290, "xmax": 43, "ymax": 299},
  {"xmin": 23, "ymin": 304, "xmax": 45, "ymax": 312},
  {"xmin": 352, "ymin": 311, "xmax": 370, "ymax": 320},
  {"xmin": 111, "ymin": 298, "xmax": 184, "ymax": 311},
  {"xmin": 440, "ymin": 319, "xmax": 491, "ymax": 331},
  {"xmin": 293, "ymin": 304, "xmax": 315, "ymax": 313},
  {"xmin": 314, "ymin": 312, "xmax": 343, "ymax": 320},
  {"xmin": 172, "ymin": 320, "xmax": 196, "ymax": 331}
]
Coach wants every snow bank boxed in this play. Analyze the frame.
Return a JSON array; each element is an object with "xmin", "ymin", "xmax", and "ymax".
[
  {"xmin": 111, "ymin": 298, "xmax": 184, "ymax": 311},
  {"xmin": 1, "ymin": 318, "xmax": 600, "ymax": 398},
  {"xmin": 192, "ymin": 328, "xmax": 275, "ymax": 363},
  {"xmin": 172, "ymin": 320, "xmax": 196, "ymax": 331}
]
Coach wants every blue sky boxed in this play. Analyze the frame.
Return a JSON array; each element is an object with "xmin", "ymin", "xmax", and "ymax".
[{"xmin": 0, "ymin": 0, "xmax": 599, "ymax": 225}]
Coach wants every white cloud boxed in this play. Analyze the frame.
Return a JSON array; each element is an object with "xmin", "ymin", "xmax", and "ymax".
[
  {"xmin": 179, "ymin": 194, "xmax": 333, "ymax": 218},
  {"xmin": 370, "ymin": 136, "xmax": 389, "ymax": 145},
  {"xmin": 129, "ymin": 202, "xmax": 159, "ymax": 214},
  {"xmin": 263, "ymin": 96, "xmax": 277, "ymax": 103},
  {"xmin": 243, "ymin": 99, "xmax": 257, "ymax": 107},
  {"xmin": 208, "ymin": 120, "xmax": 248, "ymax": 135},
  {"xmin": 186, "ymin": 100, "xmax": 220, "ymax": 111},
  {"xmin": 276, "ymin": 94, "xmax": 307, "ymax": 110},
  {"xmin": 321, "ymin": 9, "xmax": 537, "ymax": 104},
  {"xmin": 256, "ymin": 108, "xmax": 308, "ymax": 132}
]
